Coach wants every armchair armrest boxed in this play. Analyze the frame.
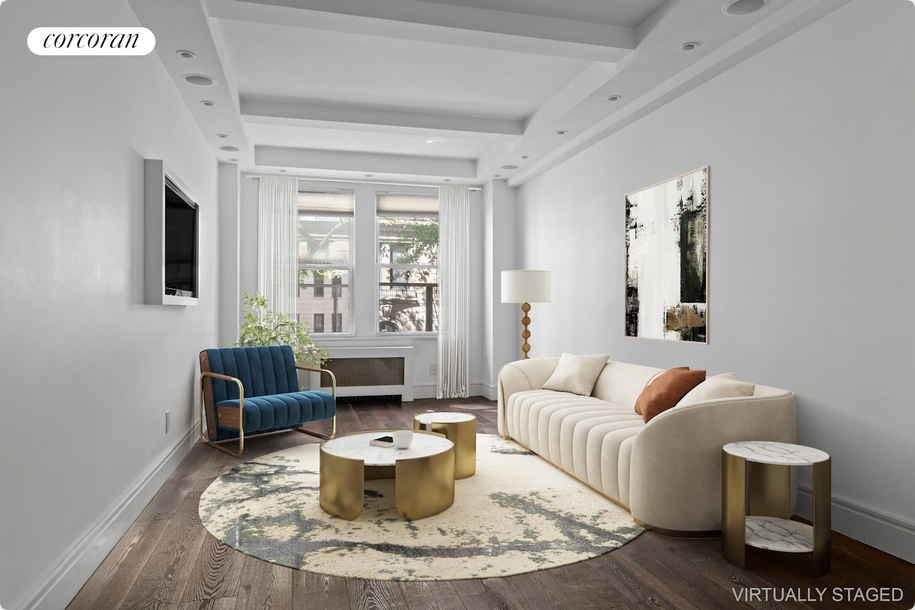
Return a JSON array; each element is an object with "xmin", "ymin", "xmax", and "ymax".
[
  {"xmin": 497, "ymin": 357, "xmax": 559, "ymax": 437},
  {"xmin": 199, "ymin": 371, "xmax": 246, "ymax": 458},
  {"xmin": 296, "ymin": 364, "xmax": 337, "ymax": 397},
  {"xmin": 201, "ymin": 371, "xmax": 241, "ymax": 383},
  {"xmin": 629, "ymin": 391, "xmax": 797, "ymax": 532}
]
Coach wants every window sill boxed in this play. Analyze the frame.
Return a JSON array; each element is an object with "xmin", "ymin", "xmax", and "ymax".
[
  {"xmin": 314, "ymin": 333, "xmax": 438, "ymax": 344},
  {"xmin": 375, "ymin": 332, "xmax": 438, "ymax": 339}
]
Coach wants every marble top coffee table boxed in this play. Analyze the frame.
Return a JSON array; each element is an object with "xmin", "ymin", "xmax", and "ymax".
[
  {"xmin": 722, "ymin": 441, "xmax": 831, "ymax": 576},
  {"xmin": 414, "ymin": 412, "xmax": 477, "ymax": 479},
  {"xmin": 319, "ymin": 430, "xmax": 454, "ymax": 521}
]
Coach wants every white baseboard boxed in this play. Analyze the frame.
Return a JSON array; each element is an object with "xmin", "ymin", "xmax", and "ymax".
[
  {"xmin": 413, "ymin": 383, "xmax": 497, "ymax": 401},
  {"xmin": 796, "ymin": 486, "xmax": 915, "ymax": 563},
  {"xmin": 19, "ymin": 427, "xmax": 197, "ymax": 610},
  {"xmin": 413, "ymin": 383, "xmax": 437, "ymax": 399},
  {"xmin": 469, "ymin": 383, "xmax": 498, "ymax": 401}
]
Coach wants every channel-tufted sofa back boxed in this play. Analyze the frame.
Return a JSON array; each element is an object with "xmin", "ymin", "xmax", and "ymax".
[{"xmin": 201, "ymin": 345, "xmax": 300, "ymax": 403}]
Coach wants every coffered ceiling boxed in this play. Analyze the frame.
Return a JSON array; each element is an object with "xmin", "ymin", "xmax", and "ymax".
[{"xmin": 127, "ymin": 0, "xmax": 850, "ymax": 186}]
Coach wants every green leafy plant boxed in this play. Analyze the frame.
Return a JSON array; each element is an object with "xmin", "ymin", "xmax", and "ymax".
[{"xmin": 236, "ymin": 292, "xmax": 328, "ymax": 367}]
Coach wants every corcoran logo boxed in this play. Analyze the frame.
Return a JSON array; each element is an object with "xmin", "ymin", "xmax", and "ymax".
[{"xmin": 27, "ymin": 27, "xmax": 155, "ymax": 56}]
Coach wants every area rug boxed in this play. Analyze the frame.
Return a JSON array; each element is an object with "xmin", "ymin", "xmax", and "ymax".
[{"xmin": 198, "ymin": 434, "xmax": 642, "ymax": 580}]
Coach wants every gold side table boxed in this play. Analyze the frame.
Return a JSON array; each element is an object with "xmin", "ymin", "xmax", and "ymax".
[
  {"xmin": 320, "ymin": 430, "xmax": 454, "ymax": 521},
  {"xmin": 722, "ymin": 441, "xmax": 831, "ymax": 577},
  {"xmin": 414, "ymin": 412, "xmax": 477, "ymax": 479}
]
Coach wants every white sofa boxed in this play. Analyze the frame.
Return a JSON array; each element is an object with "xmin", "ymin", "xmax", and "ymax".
[{"xmin": 498, "ymin": 358, "xmax": 798, "ymax": 534}]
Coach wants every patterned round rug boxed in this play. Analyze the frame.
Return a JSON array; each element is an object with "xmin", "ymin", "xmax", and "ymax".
[{"xmin": 199, "ymin": 434, "xmax": 642, "ymax": 580}]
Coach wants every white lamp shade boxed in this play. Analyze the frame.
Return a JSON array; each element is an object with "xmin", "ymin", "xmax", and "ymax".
[{"xmin": 501, "ymin": 270, "xmax": 551, "ymax": 304}]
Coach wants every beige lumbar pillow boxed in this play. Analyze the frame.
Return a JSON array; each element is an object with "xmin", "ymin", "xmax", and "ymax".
[
  {"xmin": 677, "ymin": 372, "xmax": 755, "ymax": 406},
  {"xmin": 542, "ymin": 353, "xmax": 611, "ymax": 396}
]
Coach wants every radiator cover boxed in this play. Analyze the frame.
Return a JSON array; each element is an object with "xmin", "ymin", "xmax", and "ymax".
[{"xmin": 314, "ymin": 346, "xmax": 414, "ymax": 401}]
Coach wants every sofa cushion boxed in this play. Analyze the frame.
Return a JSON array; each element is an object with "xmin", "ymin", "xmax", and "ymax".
[
  {"xmin": 504, "ymin": 388, "xmax": 643, "ymax": 505},
  {"xmin": 591, "ymin": 361, "xmax": 666, "ymax": 408},
  {"xmin": 678, "ymin": 373, "xmax": 755, "ymax": 406},
  {"xmin": 542, "ymin": 353, "xmax": 610, "ymax": 396},
  {"xmin": 506, "ymin": 390, "xmax": 604, "ymax": 450},
  {"xmin": 635, "ymin": 368, "xmax": 706, "ymax": 422},
  {"xmin": 217, "ymin": 390, "xmax": 335, "ymax": 434}
]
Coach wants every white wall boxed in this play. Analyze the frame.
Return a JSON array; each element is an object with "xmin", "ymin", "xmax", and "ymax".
[
  {"xmin": 516, "ymin": 0, "xmax": 915, "ymax": 561},
  {"xmin": 0, "ymin": 1, "xmax": 219, "ymax": 607},
  {"xmin": 238, "ymin": 179, "xmax": 487, "ymax": 398},
  {"xmin": 218, "ymin": 163, "xmax": 241, "ymax": 346},
  {"xmin": 482, "ymin": 180, "xmax": 519, "ymax": 395}
]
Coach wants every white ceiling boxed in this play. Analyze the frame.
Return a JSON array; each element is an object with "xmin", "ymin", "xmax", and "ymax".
[
  {"xmin": 127, "ymin": 0, "xmax": 852, "ymax": 186},
  {"xmin": 221, "ymin": 20, "xmax": 591, "ymax": 120},
  {"xmin": 415, "ymin": 0, "xmax": 667, "ymax": 29}
]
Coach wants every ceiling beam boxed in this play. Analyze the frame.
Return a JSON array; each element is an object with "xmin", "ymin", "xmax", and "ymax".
[
  {"xmin": 506, "ymin": 0, "xmax": 855, "ymax": 187},
  {"xmin": 206, "ymin": 0, "xmax": 634, "ymax": 62},
  {"xmin": 242, "ymin": 98, "xmax": 523, "ymax": 140},
  {"xmin": 256, "ymin": 146, "xmax": 477, "ymax": 178}
]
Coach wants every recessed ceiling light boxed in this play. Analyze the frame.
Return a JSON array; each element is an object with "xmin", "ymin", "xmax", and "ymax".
[
  {"xmin": 501, "ymin": 165, "xmax": 518, "ymax": 170},
  {"xmin": 606, "ymin": 95, "xmax": 622, "ymax": 102},
  {"xmin": 176, "ymin": 50, "xmax": 196, "ymax": 59},
  {"xmin": 183, "ymin": 74, "xmax": 216, "ymax": 86},
  {"xmin": 219, "ymin": 146, "xmax": 239, "ymax": 152},
  {"xmin": 556, "ymin": 130, "xmax": 568, "ymax": 135},
  {"xmin": 521, "ymin": 155, "xmax": 530, "ymax": 160},
  {"xmin": 680, "ymin": 42, "xmax": 700, "ymax": 51},
  {"xmin": 200, "ymin": 100, "xmax": 216, "ymax": 107},
  {"xmin": 216, "ymin": 133, "xmax": 228, "ymax": 139},
  {"xmin": 724, "ymin": 0, "xmax": 765, "ymax": 16}
]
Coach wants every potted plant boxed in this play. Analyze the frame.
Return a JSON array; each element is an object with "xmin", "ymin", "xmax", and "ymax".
[{"xmin": 236, "ymin": 292, "xmax": 328, "ymax": 368}]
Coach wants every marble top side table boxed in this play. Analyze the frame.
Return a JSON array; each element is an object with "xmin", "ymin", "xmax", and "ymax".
[
  {"xmin": 414, "ymin": 412, "xmax": 476, "ymax": 479},
  {"xmin": 722, "ymin": 441, "xmax": 831, "ymax": 577}
]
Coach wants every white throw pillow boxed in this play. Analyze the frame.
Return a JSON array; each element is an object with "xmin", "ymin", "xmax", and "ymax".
[
  {"xmin": 542, "ymin": 353, "xmax": 611, "ymax": 396},
  {"xmin": 677, "ymin": 372, "xmax": 755, "ymax": 406}
]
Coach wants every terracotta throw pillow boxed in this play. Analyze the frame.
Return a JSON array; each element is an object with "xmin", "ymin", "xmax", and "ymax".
[
  {"xmin": 635, "ymin": 367, "xmax": 688, "ymax": 415},
  {"xmin": 634, "ymin": 368, "xmax": 706, "ymax": 422}
]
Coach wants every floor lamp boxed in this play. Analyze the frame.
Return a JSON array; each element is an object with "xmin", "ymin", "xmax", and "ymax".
[{"xmin": 501, "ymin": 270, "xmax": 551, "ymax": 360}]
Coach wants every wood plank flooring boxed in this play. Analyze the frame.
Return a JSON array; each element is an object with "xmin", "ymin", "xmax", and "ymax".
[{"xmin": 68, "ymin": 398, "xmax": 914, "ymax": 610}]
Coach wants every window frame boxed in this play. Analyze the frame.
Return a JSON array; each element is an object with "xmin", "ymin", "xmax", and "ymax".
[
  {"xmin": 297, "ymin": 190, "xmax": 356, "ymax": 337},
  {"xmin": 375, "ymin": 193, "xmax": 439, "ymax": 336}
]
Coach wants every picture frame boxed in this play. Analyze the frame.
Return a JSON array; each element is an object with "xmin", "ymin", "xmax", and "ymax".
[{"xmin": 625, "ymin": 166, "xmax": 709, "ymax": 343}]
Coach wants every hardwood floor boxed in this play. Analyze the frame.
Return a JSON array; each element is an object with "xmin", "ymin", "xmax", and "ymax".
[{"xmin": 69, "ymin": 398, "xmax": 914, "ymax": 610}]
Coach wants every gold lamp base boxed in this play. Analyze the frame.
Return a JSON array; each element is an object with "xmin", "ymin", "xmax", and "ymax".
[{"xmin": 520, "ymin": 302, "xmax": 532, "ymax": 360}]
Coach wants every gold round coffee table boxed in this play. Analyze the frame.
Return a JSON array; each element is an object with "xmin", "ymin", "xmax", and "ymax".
[
  {"xmin": 319, "ymin": 430, "xmax": 454, "ymax": 521},
  {"xmin": 413, "ymin": 412, "xmax": 476, "ymax": 479}
]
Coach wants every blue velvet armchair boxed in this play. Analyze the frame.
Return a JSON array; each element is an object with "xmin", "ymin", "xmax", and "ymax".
[{"xmin": 198, "ymin": 345, "xmax": 337, "ymax": 457}]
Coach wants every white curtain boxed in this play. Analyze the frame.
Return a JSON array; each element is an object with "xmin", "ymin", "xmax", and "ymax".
[
  {"xmin": 437, "ymin": 185, "xmax": 471, "ymax": 398},
  {"xmin": 257, "ymin": 176, "xmax": 298, "ymax": 316}
]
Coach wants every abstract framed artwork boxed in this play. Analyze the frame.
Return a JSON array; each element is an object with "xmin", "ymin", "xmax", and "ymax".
[{"xmin": 625, "ymin": 167, "xmax": 708, "ymax": 343}]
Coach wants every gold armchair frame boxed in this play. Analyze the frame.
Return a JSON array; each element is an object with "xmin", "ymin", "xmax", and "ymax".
[
  {"xmin": 293, "ymin": 365, "xmax": 337, "ymax": 441},
  {"xmin": 198, "ymin": 364, "xmax": 337, "ymax": 459}
]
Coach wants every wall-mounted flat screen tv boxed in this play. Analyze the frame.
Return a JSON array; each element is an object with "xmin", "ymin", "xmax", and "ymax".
[{"xmin": 164, "ymin": 176, "xmax": 198, "ymax": 298}]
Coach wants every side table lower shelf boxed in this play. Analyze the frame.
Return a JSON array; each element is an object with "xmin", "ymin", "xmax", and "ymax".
[
  {"xmin": 722, "ymin": 441, "xmax": 831, "ymax": 577},
  {"xmin": 746, "ymin": 516, "xmax": 814, "ymax": 553}
]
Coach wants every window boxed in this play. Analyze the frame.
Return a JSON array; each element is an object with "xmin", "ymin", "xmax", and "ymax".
[
  {"xmin": 297, "ymin": 190, "xmax": 354, "ymax": 334},
  {"xmin": 377, "ymin": 193, "xmax": 439, "ymax": 332}
]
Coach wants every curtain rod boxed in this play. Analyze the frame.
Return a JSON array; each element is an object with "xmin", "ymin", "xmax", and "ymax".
[{"xmin": 245, "ymin": 174, "xmax": 482, "ymax": 192}]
